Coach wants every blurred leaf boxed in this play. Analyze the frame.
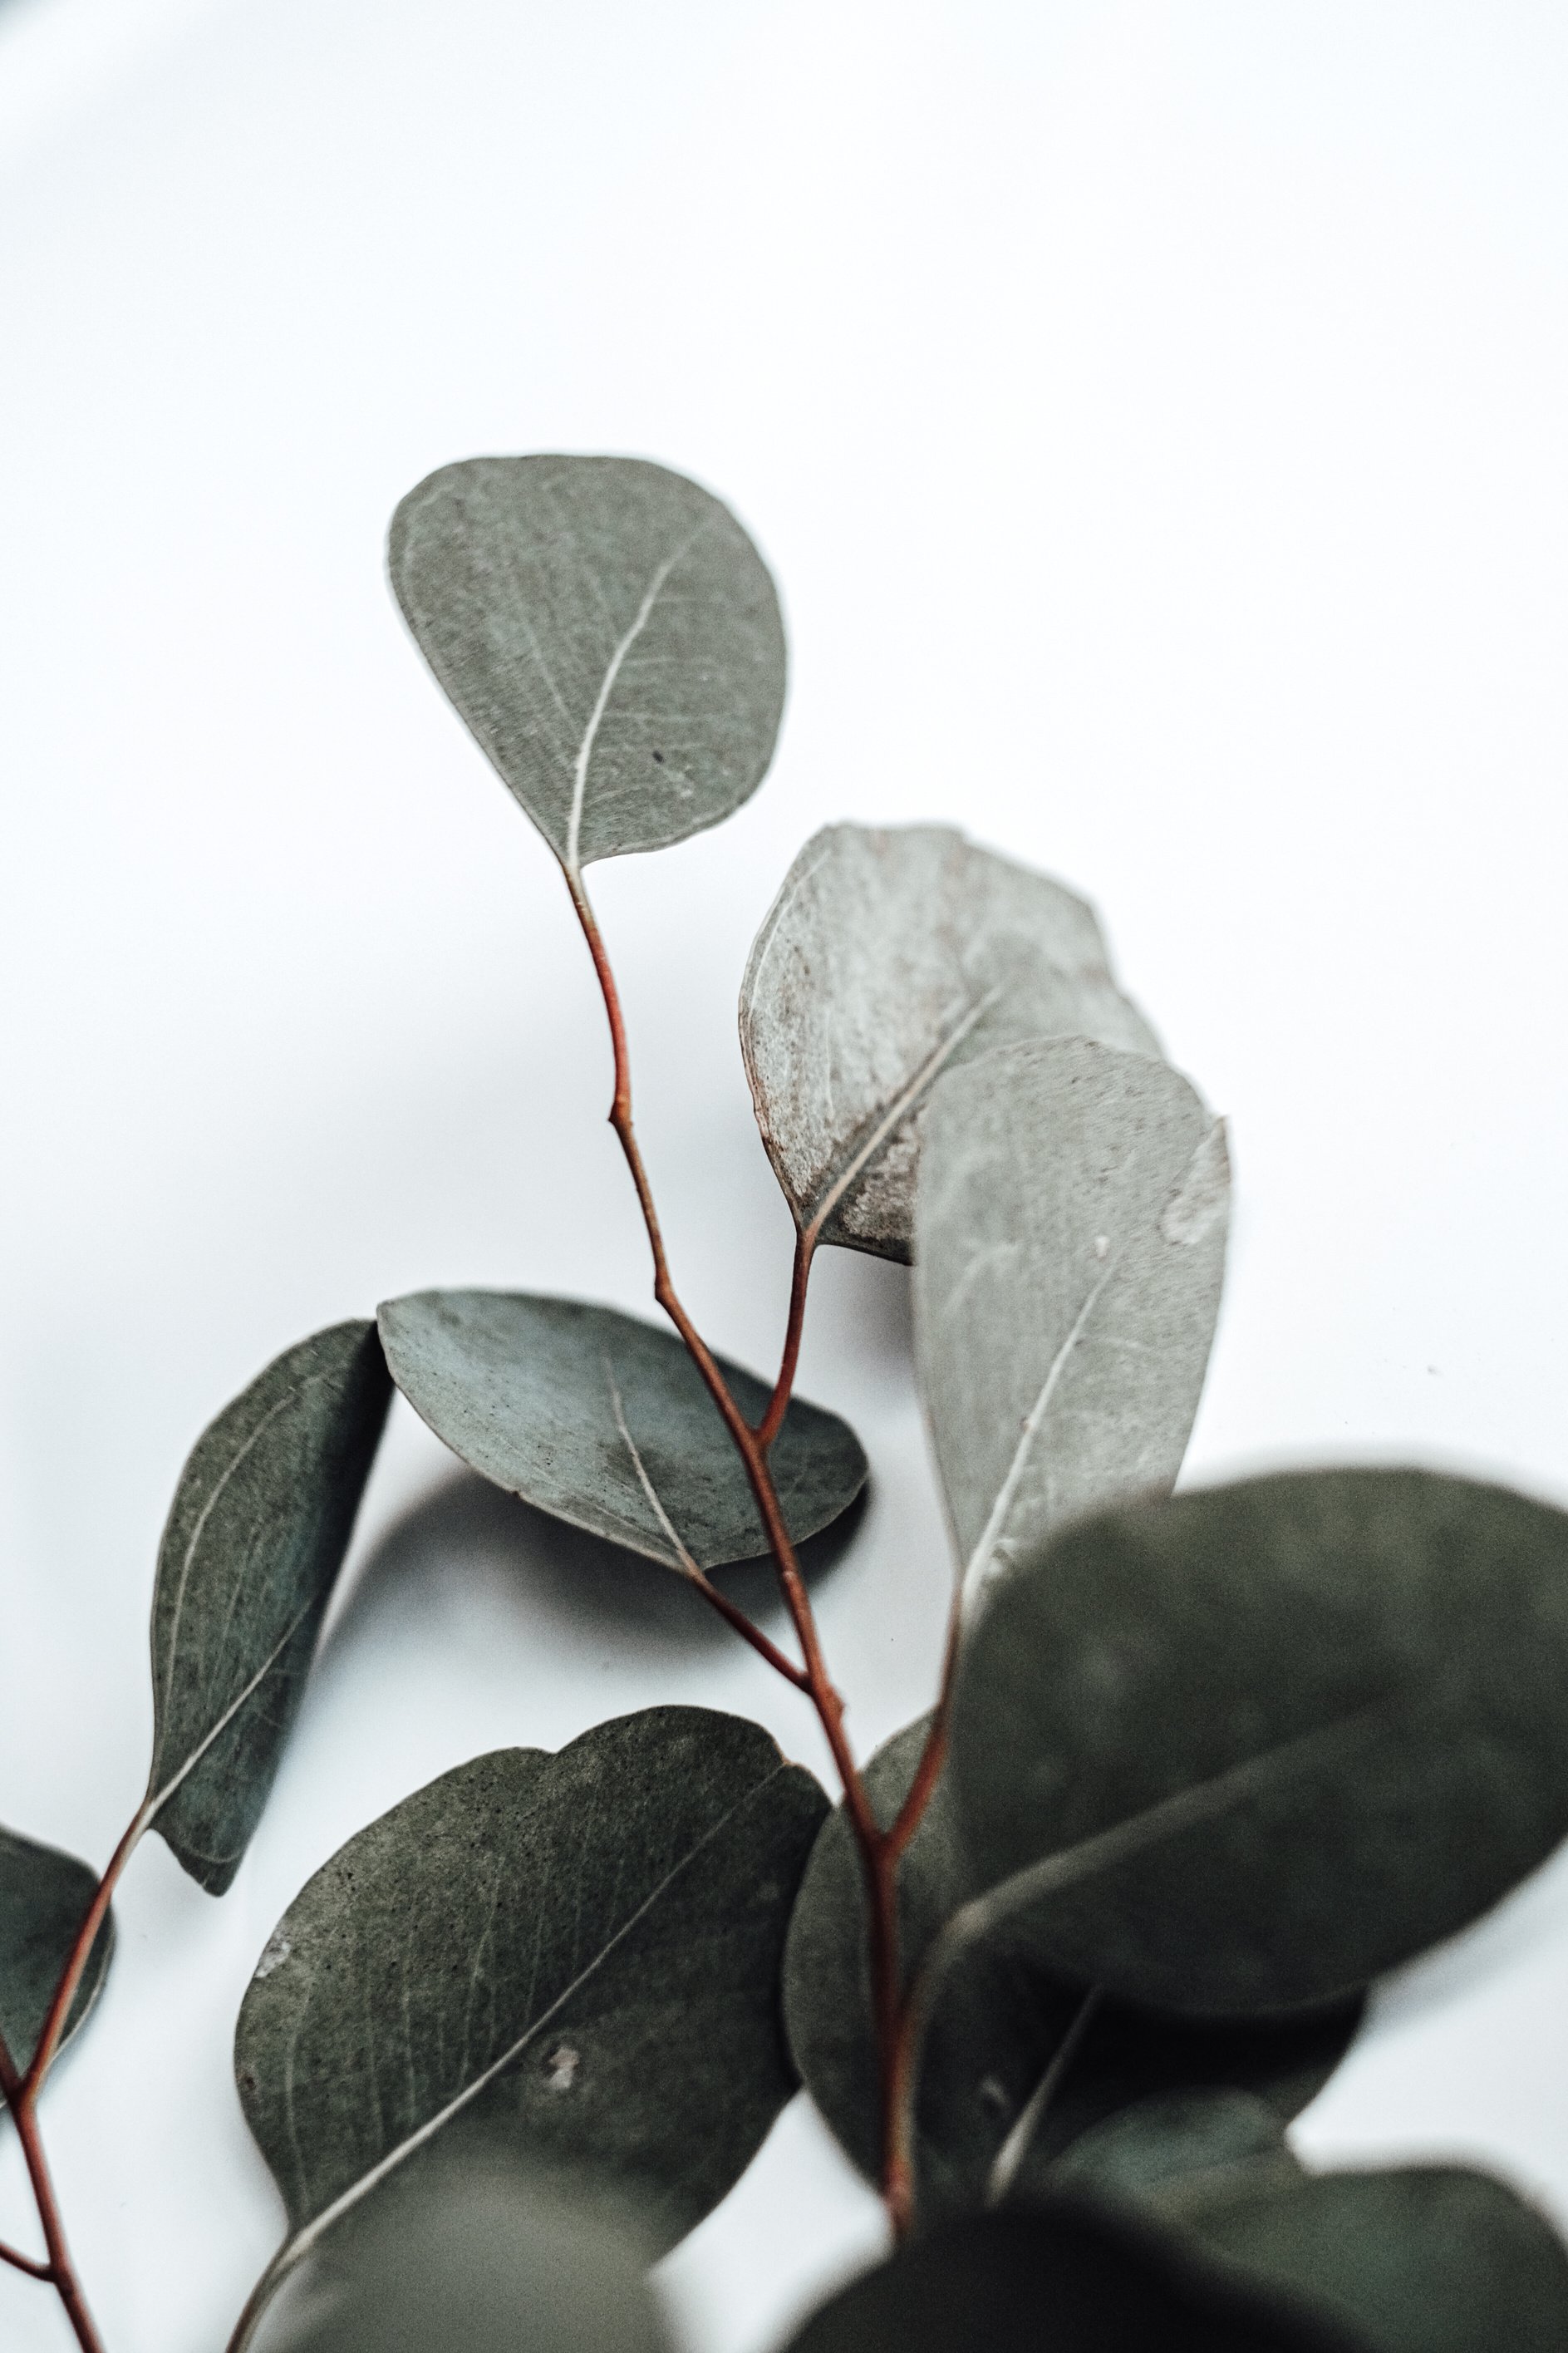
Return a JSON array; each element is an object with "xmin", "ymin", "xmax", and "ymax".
[
  {"xmin": 1035, "ymin": 2089, "xmax": 1304, "ymax": 2215},
  {"xmin": 783, "ymin": 1719, "xmax": 1358, "ymax": 2223},
  {"xmin": 389, "ymin": 455, "xmax": 785, "ymax": 872},
  {"xmin": 951, "ymin": 1468, "xmax": 1568, "ymax": 2015},
  {"xmin": 740, "ymin": 825, "xmax": 1158, "ymax": 1262},
  {"xmin": 148, "ymin": 1322, "xmax": 391, "ymax": 1895},
  {"xmin": 263, "ymin": 2148, "xmax": 669, "ymax": 2353},
  {"xmin": 1181, "ymin": 2167, "xmax": 1568, "ymax": 2353},
  {"xmin": 0, "ymin": 1827, "xmax": 114, "ymax": 2077},
  {"xmin": 378, "ymin": 1290, "xmax": 866, "ymax": 1571},
  {"xmin": 234, "ymin": 1706, "xmax": 826, "ymax": 2336},
  {"xmin": 784, "ymin": 2198, "xmax": 1360, "ymax": 2353},
  {"xmin": 914, "ymin": 1037, "xmax": 1227, "ymax": 1607}
]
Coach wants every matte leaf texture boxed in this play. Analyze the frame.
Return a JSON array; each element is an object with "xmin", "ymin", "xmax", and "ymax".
[
  {"xmin": 739, "ymin": 824, "xmax": 1160, "ymax": 1262},
  {"xmin": 378, "ymin": 1290, "xmax": 867, "ymax": 1570},
  {"xmin": 783, "ymin": 1719, "xmax": 1359, "ymax": 2224},
  {"xmin": 389, "ymin": 455, "xmax": 786, "ymax": 871},
  {"xmin": 264, "ymin": 2150, "xmax": 670, "ymax": 2353},
  {"xmin": 784, "ymin": 2198, "xmax": 1361, "ymax": 2353},
  {"xmin": 914, "ymin": 1036, "xmax": 1228, "ymax": 1607},
  {"xmin": 1036, "ymin": 2089, "xmax": 1305, "ymax": 2217},
  {"xmin": 148, "ymin": 1321, "xmax": 391, "ymax": 1895},
  {"xmin": 234, "ymin": 1707, "xmax": 826, "ymax": 2331},
  {"xmin": 950, "ymin": 1467, "xmax": 1568, "ymax": 2016},
  {"xmin": 1176, "ymin": 2166, "xmax": 1568, "ymax": 2353},
  {"xmin": 0, "ymin": 1826, "xmax": 115, "ymax": 2077}
]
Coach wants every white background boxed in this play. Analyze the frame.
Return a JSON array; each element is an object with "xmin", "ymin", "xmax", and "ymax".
[{"xmin": 2, "ymin": 0, "xmax": 1566, "ymax": 2345}]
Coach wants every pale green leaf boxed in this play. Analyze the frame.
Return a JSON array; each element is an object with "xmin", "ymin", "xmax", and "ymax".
[{"xmin": 389, "ymin": 455, "xmax": 785, "ymax": 872}]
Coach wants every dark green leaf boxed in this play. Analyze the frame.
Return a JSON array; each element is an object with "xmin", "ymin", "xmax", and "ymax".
[
  {"xmin": 377, "ymin": 1291, "xmax": 867, "ymax": 1571},
  {"xmin": 739, "ymin": 825, "xmax": 1159, "ymax": 1263},
  {"xmin": 783, "ymin": 1719, "xmax": 1359, "ymax": 2223},
  {"xmin": 1035, "ymin": 2089, "xmax": 1304, "ymax": 2215},
  {"xmin": 263, "ymin": 2148, "xmax": 669, "ymax": 2353},
  {"xmin": 951, "ymin": 1468, "xmax": 1568, "ymax": 2015},
  {"xmin": 0, "ymin": 1827, "xmax": 114, "ymax": 2077},
  {"xmin": 1180, "ymin": 2166, "xmax": 1568, "ymax": 2353},
  {"xmin": 784, "ymin": 2199, "xmax": 1362, "ymax": 2353},
  {"xmin": 389, "ymin": 455, "xmax": 785, "ymax": 873},
  {"xmin": 146, "ymin": 1321, "xmax": 391, "ymax": 1895},
  {"xmin": 234, "ymin": 1707, "xmax": 826, "ymax": 2336},
  {"xmin": 915, "ymin": 1037, "xmax": 1227, "ymax": 1609}
]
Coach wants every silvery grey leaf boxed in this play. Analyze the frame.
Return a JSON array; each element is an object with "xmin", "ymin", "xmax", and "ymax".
[
  {"xmin": 1181, "ymin": 2166, "xmax": 1568, "ymax": 2353},
  {"xmin": 914, "ymin": 1036, "xmax": 1227, "ymax": 1604},
  {"xmin": 783, "ymin": 2198, "xmax": 1360, "ymax": 2353},
  {"xmin": 233, "ymin": 1707, "xmax": 827, "ymax": 2341},
  {"xmin": 377, "ymin": 1291, "xmax": 867, "ymax": 1571},
  {"xmin": 0, "ymin": 1827, "xmax": 115, "ymax": 2078},
  {"xmin": 951, "ymin": 1468, "xmax": 1568, "ymax": 2016},
  {"xmin": 782, "ymin": 1719, "xmax": 1359, "ymax": 2226},
  {"xmin": 739, "ymin": 825, "xmax": 1160, "ymax": 1263},
  {"xmin": 389, "ymin": 456, "xmax": 785, "ymax": 872},
  {"xmin": 263, "ymin": 2151, "xmax": 669, "ymax": 2353},
  {"xmin": 1035, "ymin": 2090, "xmax": 1304, "ymax": 2218},
  {"xmin": 147, "ymin": 1322, "xmax": 391, "ymax": 1895}
]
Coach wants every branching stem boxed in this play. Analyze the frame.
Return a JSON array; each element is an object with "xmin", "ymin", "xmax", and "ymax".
[{"xmin": 563, "ymin": 860, "xmax": 938, "ymax": 2229}]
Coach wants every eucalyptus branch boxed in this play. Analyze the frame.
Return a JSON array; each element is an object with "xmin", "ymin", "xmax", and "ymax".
[{"xmin": 1, "ymin": 2011, "xmax": 106, "ymax": 2353}]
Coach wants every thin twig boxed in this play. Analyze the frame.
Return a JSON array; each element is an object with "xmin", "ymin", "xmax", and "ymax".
[
  {"xmin": 25, "ymin": 1807, "xmax": 148, "ymax": 2101},
  {"xmin": 887, "ymin": 1580, "xmax": 964, "ymax": 1864},
  {"xmin": 0, "ymin": 2239, "xmax": 52, "ymax": 2282},
  {"xmin": 563, "ymin": 859, "xmax": 914, "ymax": 2215},
  {"xmin": 756, "ymin": 1226, "xmax": 815, "ymax": 1450}
]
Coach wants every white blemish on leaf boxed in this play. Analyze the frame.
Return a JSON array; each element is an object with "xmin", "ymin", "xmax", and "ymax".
[
  {"xmin": 544, "ymin": 2045, "xmax": 580, "ymax": 2093},
  {"xmin": 255, "ymin": 1932, "xmax": 291, "ymax": 1981},
  {"xmin": 1159, "ymin": 1119, "xmax": 1231, "ymax": 1247}
]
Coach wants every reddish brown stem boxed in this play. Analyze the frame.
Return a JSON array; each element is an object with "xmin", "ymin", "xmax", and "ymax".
[
  {"xmin": 26, "ymin": 1807, "xmax": 147, "ymax": 2104},
  {"xmin": 687, "ymin": 1570, "xmax": 810, "ymax": 1689},
  {"xmin": 1, "ymin": 2021, "xmax": 105, "ymax": 2353},
  {"xmin": 887, "ymin": 1582, "xmax": 963, "ymax": 1863},
  {"xmin": 756, "ymin": 1226, "xmax": 815, "ymax": 1450},
  {"xmin": 0, "ymin": 2239, "xmax": 52, "ymax": 2282},
  {"xmin": 563, "ymin": 862, "xmax": 910, "ymax": 2212}
]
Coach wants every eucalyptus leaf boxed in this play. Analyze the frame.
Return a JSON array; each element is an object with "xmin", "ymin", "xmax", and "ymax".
[
  {"xmin": 147, "ymin": 1321, "xmax": 391, "ymax": 1895},
  {"xmin": 389, "ymin": 456, "xmax": 785, "ymax": 872},
  {"xmin": 0, "ymin": 1826, "xmax": 115, "ymax": 2078},
  {"xmin": 739, "ymin": 825, "xmax": 1160, "ymax": 1262},
  {"xmin": 914, "ymin": 1036, "xmax": 1227, "ymax": 1606},
  {"xmin": 233, "ymin": 1706, "xmax": 826, "ymax": 2336},
  {"xmin": 263, "ymin": 2149, "xmax": 669, "ymax": 2353},
  {"xmin": 377, "ymin": 1290, "xmax": 867, "ymax": 1570},
  {"xmin": 951, "ymin": 1468, "xmax": 1568, "ymax": 2016},
  {"xmin": 784, "ymin": 2199, "xmax": 1361, "ymax": 2353},
  {"xmin": 1179, "ymin": 2166, "xmax": 1568, "ymax": 2353},
  {"xmin": 1036, "ymin": 2090, "xmax": 1304, "ymax": 2216},
  {"xmin": 782, "ymin": 1719, "xmax": 1359, "ymax": 2224}
]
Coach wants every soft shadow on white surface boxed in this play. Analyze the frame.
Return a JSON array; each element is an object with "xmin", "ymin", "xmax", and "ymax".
[{"xmin": 3, "ymin": 1, "xmax": 1568, "ymax": 2347}]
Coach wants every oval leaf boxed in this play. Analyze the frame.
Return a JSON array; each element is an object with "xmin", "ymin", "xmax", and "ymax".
[
  {"xmin": 0, "ymin": 1826, "xmax": 115, "ymax": 2077},
  {"xmin": 784, "ymin": 2199, "xmax": 1361, "ymax": 2353},
  {"xmin": 783, "ymin": 1720, "xmax": 1359, "ymax": 2223},
  {"xmin": 377, "ymin": 1290, "xmax": 867, "ymax": 1570},
  {"xmin": 1181, "ymin": 2166, "xmax": 1568, "ymax": 2353},
  {"xmin": 739, "ymin": 825, "xmax": 1160, "ymax": 1263},
  {"xmin": 914, "ymin": 1037, "xmax": 1227, "ymax": 1605},
  {"xmin": 147, "ymin": 1321, "xmax": 391, "ymax": 1894},
  {"xmin": 234, "ymin": 1706, "xmax": 827, "ymax": 2325},
  {"xmin": 264, "ymin": 2152, "xmax": 670, "ymax": 2353},
  {"xmin": 951, "ymin": 1468, "xmax": 1568, "ymax": 2016},
  {"xmin": 389, "ymin": 455, "xmax": 786, "ymax": 871}
]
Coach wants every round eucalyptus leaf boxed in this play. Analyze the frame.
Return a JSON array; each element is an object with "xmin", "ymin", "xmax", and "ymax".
[
  {"xmin": 0, "ymin": 1826, "xmax": 115, "ymax": 2079},
  {"xmin": 261, "ymin": 2150, "xmax": 669, "ymax": 2353},
  {"xmin": 234, "ymin": 1706, "xmax": 826, "ymax": 2333},
  {"xmin": 389, "ymin": 455, "xmax": 785, "ymax": 872},
  {"xmin": 784, "ymin": 2199, "xmax": 1361, "ymax": 2353},
  {"xmin": 915, "ymin": 1037, "xmax": 1228, "ymax": 1606},
  {"xmin": 1183, "ymin": 2167, "xmax": 1568, "ymax": 2353},
  {"xmin": 149, "ymin": 1321, "xmax": 392, "ymax": 1895},
  {"xmin": 377, "ymin": 1290, "xmax": 867, "ymax": 1572},
  {"xmin": 739, "ymin": 825, "xmax": 1158, "ymax": 1263},
  {"xmin": 783, "ymin": 1719, "xmax": 1359, "ymax": 2223},
  {"xmin": 951, "ymin": 1468, "xmax": 1568, "ymax": 2016}
]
